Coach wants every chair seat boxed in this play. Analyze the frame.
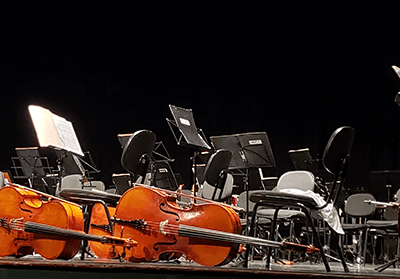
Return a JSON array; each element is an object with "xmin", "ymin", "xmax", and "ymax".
[
  {"xmin": 257, "ymin": 208, "xmax": 306, "ymax": 220},
  {"xmin": 250, "ymin": 191, "xmax": 318, "ymax": 209},
  {"xmin": 341, "ymin": 223, "xmax": 367, "ymax": 231},
  {"xmin": 60, "ymin": 189, "xmax": 121, "ymax": 206},
  {"xmin": 366, "ymin": 220, "xmax": 398, "ymax": 228},
  {"xmin": 240, "ymin": 218, "xmax": 271, "ymax": 227}
]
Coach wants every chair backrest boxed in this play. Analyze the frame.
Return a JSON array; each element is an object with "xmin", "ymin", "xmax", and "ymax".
[
  {"xmin": 153, "ymin": 161, "xmax": 179, "ymax": 191},
  {"xmin": 200, "ymin": 149, "xmax": 232, "ymax": 201},
  {"xmin": 322, "ymin": 126, "xmax": 355, "ymax": 205},
  {"xmin": 238, "ymin": 190, "xmax": 267, "ymax": 213},
  {"xmin": 56, "ymin": 174, "xmax": 84, "ymax": 196},
  {"xmin": 200, "ymin": 173, "xmax": 234, "ymax": 201},
  {"xmin": 0, "ymin": 171, "xmax": 4, "ymax": 188},
  {"xmin": 394, "ymin": 188, "xmax": 400, "ymax": 202},
  {"xmin": 112, "ymin": 173, "xmax": 131, "ymax": 195},
  {"xmin": 345, "ymin": 193, "xmax": 375, "ymax": 217},
  {"xmin": 276, "ymin": 170, "xmax": 315, "ymax": 192},
  {"xmin": 121, "ymin": 130, "xmax": 156, "ymax": 181}
]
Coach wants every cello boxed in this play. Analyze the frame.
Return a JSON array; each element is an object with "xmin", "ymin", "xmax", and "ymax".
[
  {"xmin": 0, "ymin": 184, "xmax": 136, "ymax": 260},
  {"xmin": 0, "ymin": 184, "xmax": 84, "ymax": 259},
  {"xmin": 98, "ymin": 185, "xmax": 318, "ymax": 266}
]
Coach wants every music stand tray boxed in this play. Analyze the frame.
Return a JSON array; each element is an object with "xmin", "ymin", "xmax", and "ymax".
[
  {"xmin": 210, "ymin": 132, "xmax": 276, "ymax": 218},
  {"xmin": 167, "ymin": 105, "xmax": 211, "ymax": 151},
  {"xmin": 210, "ymin": 132, "xmax": 276, "ymax": 169},
  {"xmin": 288, "ymin": 148, "xmax": 313, "ymax": 171}
]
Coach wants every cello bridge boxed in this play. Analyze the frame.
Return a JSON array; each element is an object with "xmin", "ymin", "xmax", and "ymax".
[
  {"xmin": 159, "ymin": 220, "xmax": 169, "ymax": 236},
  {"xmin": 9, "ymin": 217, "xmax": 24, "ymax": 231}
]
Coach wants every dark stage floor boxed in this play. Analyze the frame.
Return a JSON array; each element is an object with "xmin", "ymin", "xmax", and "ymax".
[{"xmin": 1, "ymin": 255, "xmax": 400, "ymax": 279}]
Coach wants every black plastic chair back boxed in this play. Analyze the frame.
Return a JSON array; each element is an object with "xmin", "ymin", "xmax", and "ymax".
[
  {"xmin": 121, "ymin": 130, "xmax": 156, "ymax": 182},
  {"xmin": 322, "ymin": 126, "xmax": 355, "ymax": 205},
  {"xmin": 203, "ymin": 149, "xmax": 232, "ymax": 200}
]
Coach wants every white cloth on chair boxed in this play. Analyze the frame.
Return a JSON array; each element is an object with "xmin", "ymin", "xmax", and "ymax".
[{"xmin": 278, "ymin": 188, "xmax": 344, "ymax": 235}]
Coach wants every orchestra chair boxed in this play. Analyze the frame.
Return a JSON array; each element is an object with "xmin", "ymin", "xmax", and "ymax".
[
  {"xmin": 246, "ymin": 126, "xmax": 355, "ymax": 272},
  {"xmin": 197, "ymin": 149, "xmax": 233, "ymax": 202},
  {"xmin": 363, "ymin": 200, "xmax": 398, "ymax": 266},
  {"xmin": 121, "ymin": 130, "xmax": 156, "ymax": 185},
  {"xmin": 255, "ymin": 171, "xmax": 311, "ymax": 262},
  {"xmin": 341, "ymin": 193, "xmax": 375, "ymax": 265},
  {"xmin": 237, "ymin": 187, "xmax": 305, "ymax": 263}
]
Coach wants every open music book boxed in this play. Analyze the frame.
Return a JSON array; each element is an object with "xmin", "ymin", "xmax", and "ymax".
[{"xmin": 28, "ymin": 105, "xmax": 84, "ymax": 157}]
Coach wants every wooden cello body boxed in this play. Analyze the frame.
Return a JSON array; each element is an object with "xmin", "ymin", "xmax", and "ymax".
[
  {"xmin": 0, "ymin": 185, "xmax": 84, "ymax": 259},
  {"xmin": 111, "ymin": 186, "xmax": 242, "ymax": 266}
]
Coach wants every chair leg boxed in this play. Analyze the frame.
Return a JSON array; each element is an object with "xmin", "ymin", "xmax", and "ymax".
[
  {"xmin": 244, "ymin": 203, "xmax": 260, "ymax": 268},
  {"xmin": 330, "ymin": 230, "xmax": 350, "ymax": 272},
  {"xmin": 363, "ymin": 228, "xmax": 370, "ymax": 266},
  {"xmin": 301, "ymin": 209, "xmax": 331, "ymax": 272},
  {"xmin": 265, "ymin": 207, "xmax": 281, "ymax": 268}
]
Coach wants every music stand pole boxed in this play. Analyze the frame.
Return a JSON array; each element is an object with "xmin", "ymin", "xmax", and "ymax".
[{"xmin": 191, "ymin": 150, "xmax": 199, "ymax": 196}]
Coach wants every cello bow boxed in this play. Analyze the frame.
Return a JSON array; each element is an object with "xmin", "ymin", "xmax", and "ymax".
[{"xmin": 20, "ymin": 221, "xmax": 137, "ymax": 248}]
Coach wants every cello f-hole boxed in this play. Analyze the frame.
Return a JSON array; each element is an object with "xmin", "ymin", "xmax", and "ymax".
[
  {"xmin": 159, "ymin": 203, "xmax": 180, "ymax": 221},
  {"xmin": 19, "ymin": 202, "xmax": 33, "ymax": 215},
  {"xmin": 154, "ymin": 237, "xmax": 177, "ymax": 251}
]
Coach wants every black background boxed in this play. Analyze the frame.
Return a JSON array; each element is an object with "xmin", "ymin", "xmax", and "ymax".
[{"xmin": 2, "ymin": 5, "xmax": 400, "ymax": 201}]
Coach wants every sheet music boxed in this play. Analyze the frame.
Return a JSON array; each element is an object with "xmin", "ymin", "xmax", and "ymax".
[{"xmin": 28, "ymin": 105, "xmax": 84, "ymax": 157}]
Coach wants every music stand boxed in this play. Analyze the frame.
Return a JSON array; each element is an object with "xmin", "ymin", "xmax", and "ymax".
[
  {"xmin": 54, "ymin": 150, "xmax": 100, "ymax": 181},
  {"xmin": 11, "ymin": 147, "xmax": 55, "ymax": 193},
  {"xmin": 210, "ymin": 132, "xmax": 276, "ymax": 216},
  {"xmin": 167, "ymin": 105, "xmax": 211, "ymax": 191}
]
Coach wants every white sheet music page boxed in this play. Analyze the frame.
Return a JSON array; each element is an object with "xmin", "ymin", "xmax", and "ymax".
[
  {"xmin": 52, "ymin": 114, "xmax": 84, "ymax": 156},
  {"xmin": 29, "ymin": 105, "xmax": 62, "ymax": 148}
]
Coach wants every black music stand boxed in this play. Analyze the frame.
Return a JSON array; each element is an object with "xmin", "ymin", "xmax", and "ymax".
[
  {"xmin": 288, "ymin": 148, "xmax": 314, "ymax": 171},
  {"xmin": 167, "ymin": 105, "xmax": 212, "ymax": 190},
  {"xmin": 11, "ymin": 147, "xmax": 54, "ymax": 193},
  {"xmin": 166, "ymin": 105, "xmax": 211, "ymax": 151},
  {"xmin": 55, "ymin": 150, "xmax": 100, "ymax": 181},
  {"xmin": 210, "ymin": 132, "xmax": 276, "ymax": 216}
]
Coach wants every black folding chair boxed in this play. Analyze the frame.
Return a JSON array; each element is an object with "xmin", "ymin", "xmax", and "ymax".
[
  {"xmin": 245, "ymin": 126, "xmax": 355, "ymax": 272},
  {"xmin": 121, "ymin": 130, "xmax": 156, "ymax": 185},
  {"xmin": 198, "ymin": 149, "xmax": 232, "ymax": 201}
]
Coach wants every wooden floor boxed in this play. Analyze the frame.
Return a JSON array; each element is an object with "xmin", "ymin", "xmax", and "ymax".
[{"xmin": 1, "ymin": 255, "xmax": 400, "ymax": 279}]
